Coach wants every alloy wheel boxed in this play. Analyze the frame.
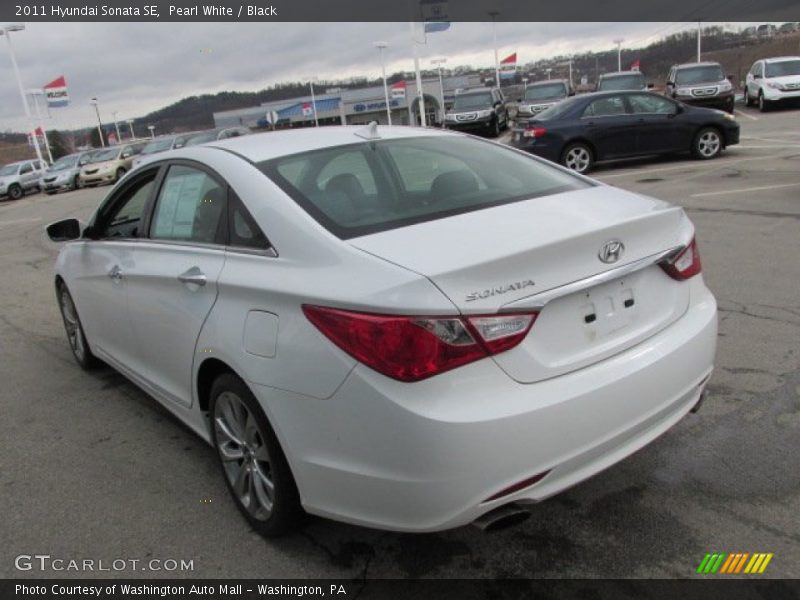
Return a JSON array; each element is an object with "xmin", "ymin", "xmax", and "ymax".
[
  {"xmin": 214, "ymin": 391, "xmax": 275, "ymax": 521},
  {"xmin": 697, "ymin": 131, "xmax": 721, "ymax": 158},
  {"xmin": 60, "ymin": 290, "xmax": 85, "ymax": 361},
  {"xmin": 564, "ymin": 146, "xmax": 591, "ymax": 173}
]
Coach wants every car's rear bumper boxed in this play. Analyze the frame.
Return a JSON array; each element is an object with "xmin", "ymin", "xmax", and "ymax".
[
  {"xmin": 255, "ymin": 277, "xmax": 717, "ymax": 532},
  {"xmin": 509, "ymin": 133, "xmax": 562, "ymax": 162}
]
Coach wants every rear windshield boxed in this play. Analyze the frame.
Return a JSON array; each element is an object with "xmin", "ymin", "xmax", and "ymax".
[
  {"xmin": 533, "ymin": 96, "xmax": 582, "ymax": 120},
  {"xmin": 597, "ymin": 74, "xmax": 644, "ymax": 91},
  {"xmin": 524, "ymin": 83, "xmax": 567, "ymax": 100},
  {"xmin": 141, "ymin": 138, "xmax": 175, "ymax": 154},
  {"xmin": 258, "ymin": 136, "xmax": 590, "ymax": 239},
  {"xmin": 452, "ymin": 92, "xmax": 493, "ymax": 110},
  {"xmin": 676, "ymin": 65, "xmax": 725, "ymax": 85},
  {"xmin": 766, "ymin": 60, "xmax": 800, "ymax": 77}
]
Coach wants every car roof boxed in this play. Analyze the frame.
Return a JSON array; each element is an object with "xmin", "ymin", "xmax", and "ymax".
[
  {"xmin": 206, "ymin": 125, "xmax": 455, "ymax": 163},
  {"xmin": 675, "ymin": 61, "xmax": 722, "ymax": 69},
  {"xmin": 599, "ymin": 71, "xmax": 643, "ymax": 78},
  {"xmin": 764, "ymin": 55, "xmax": 800, "ymax": 63}
]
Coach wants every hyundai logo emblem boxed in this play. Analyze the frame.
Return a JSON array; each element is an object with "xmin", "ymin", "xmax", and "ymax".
[{"xmin": 598, "ymin": 240, "xmax": 625, "ymax": 264}]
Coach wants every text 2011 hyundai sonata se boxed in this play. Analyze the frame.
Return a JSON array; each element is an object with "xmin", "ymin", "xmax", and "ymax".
[{"xmin": 47, "ymin": 125, "xmax": 717, "ymax": 535}]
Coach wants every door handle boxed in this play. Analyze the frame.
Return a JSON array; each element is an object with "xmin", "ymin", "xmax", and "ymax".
[
  {"xmin": 108, "ymin": 265, "xmax": 123, "ymax": 281},
  {"xmin": 177, "ymin": 267, "xmax": 207, "ymax": 287}
]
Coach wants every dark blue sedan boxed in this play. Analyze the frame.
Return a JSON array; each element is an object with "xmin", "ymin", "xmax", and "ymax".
[{"xmin": 510, "ymin": 91, "xmax": 740, "ymax": 174}]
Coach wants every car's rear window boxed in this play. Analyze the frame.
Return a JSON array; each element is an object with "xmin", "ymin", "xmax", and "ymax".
[{"xmin": 258, "ymin": 136, "xmax": 591, "ymax": 239}]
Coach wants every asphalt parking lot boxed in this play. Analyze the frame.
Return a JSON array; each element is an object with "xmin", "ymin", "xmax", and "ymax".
[{"xmin": 1, "ymin": 104, "xmax": 798, "ymax": 580}]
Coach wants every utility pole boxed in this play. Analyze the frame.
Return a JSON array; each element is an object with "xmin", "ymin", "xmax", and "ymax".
[{"xmin": 489, "ymin": 11, "xmax": 500, "ymax": 88}]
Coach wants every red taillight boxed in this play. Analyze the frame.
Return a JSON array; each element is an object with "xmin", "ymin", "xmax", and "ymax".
[
  {"xmin": 660, "ymin": 237, "xmax": 702, "ymax": 281},
  {"xmin": 303, "ymin": 305, "xmax": 538, "ymax": 382},
  {"xmin": 523, "ymin": 126, "xmax": 547, "ymax": 138}
]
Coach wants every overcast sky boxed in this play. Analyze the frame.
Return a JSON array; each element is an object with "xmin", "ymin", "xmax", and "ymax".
[{"xmin": 0, "ymin": 21, "xmax": 760, "ymax": 132}]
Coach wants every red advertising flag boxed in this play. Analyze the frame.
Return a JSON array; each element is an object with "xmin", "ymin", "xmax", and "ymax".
[
  {"xmin": 630, "ymin": 59, "xmax": 641, "ymax": 71},
  {"xmin": 390, "ymin": 80, "xmax": 407, "ymax": 99},
  {"xmin": 500, "ymin": 52, "xmax": 517, "ymax": 65}
]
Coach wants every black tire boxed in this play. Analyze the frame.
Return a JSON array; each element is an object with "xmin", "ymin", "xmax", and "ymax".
[
  {"xmin": 561, "ymin": 142, "xmax": 594, "ymax": 174},
  {"xmin": 115, "ymin": 167, "xmax": 126, "ymax": 181},
  {"xmin": 72, "ymin": 175, "xmax": 81, "ymax": 190},
  {"xmin": 490, "ymin": 118, "xmax": 501, "ymax": 138},
  {"xmin": 692, "ymin": 127, "xmax": 723, "ymax": 160},
  {"xmin": 758, "ymin": 92, "xmax": 769, "ymax": 113},
  {"xmin": 8, "ymin": 184, "xmax": 23, "ymax": 200},
  {"xmin": 726, "ymin": 98, "xmax": 735, "ymax": 114},
  {"xmin": 56, "ymin": 282, "xmax": 100, "ymax": 370},
  {"xmin": 744, "ymin": 88, "xmax": 753, "ymax": 107},
  {"xmin": 45, "ymin": 191, "xmax": 56, "ymax": 196},
  {"xmin": 210, "ymin": 373, "xmax": 304, "ymax": 537}
]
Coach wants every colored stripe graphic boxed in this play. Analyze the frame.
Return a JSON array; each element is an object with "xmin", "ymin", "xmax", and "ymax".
[{"xmin": 702, "ymin": 552, "xmax": 773, "ymax": 574}]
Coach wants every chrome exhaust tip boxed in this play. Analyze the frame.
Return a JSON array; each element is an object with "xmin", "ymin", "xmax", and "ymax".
[
  {"xmin": 691, "ymin": 389, "xmax": 707, "ymax": 414},
  {"xmin": 472, "ymin": 503, "xmax": 531, "ymax": 533}
]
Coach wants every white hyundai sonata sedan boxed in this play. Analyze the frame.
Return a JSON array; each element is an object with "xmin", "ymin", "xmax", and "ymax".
[{"xmin": 47, "ymin": 124, "xmax": 716, "ymax": 535}]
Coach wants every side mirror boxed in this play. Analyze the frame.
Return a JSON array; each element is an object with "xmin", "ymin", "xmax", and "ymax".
[
  {"xmin": 727, "ymin": 74, "xmax": 734, "ymax": 82},
  {"xmin": 516, "ymin": 97, "xmax": 522, "ymax": 102},
  {"xmin": 46, "ymin": 218, "xmax": 82, "ymax": 242},
  {"xmin": 754, "ymin": 73, "xmax": 762, "ymax": 80},
  {"xmin": 122, "ymin": 151, "xmax": 132, "ymax": 158},
  {"xmin": 647, "ymin": 82, "xmax": 655, "ymax": 89}
]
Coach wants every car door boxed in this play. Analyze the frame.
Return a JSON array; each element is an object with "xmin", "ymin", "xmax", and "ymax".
[
  {"xmin": 627, "ymin": 94, "xmax": 682, "ymax": 154},
  {"xmin": 580, "ymin": 95, "xmax": 636, "ymax": 160},
  {"xmin": 124, "ymin": 162, "xmax": 228, "ymax": 407},
  {"xmin": 18, "ymin": 162, "xmax": 36, "ymax": 190},
  {"xmin": 68, "ymin": 167, "xmax": 161, "ymax": 369}
]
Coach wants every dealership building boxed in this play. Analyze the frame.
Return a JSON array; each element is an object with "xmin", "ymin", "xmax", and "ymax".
[{"xmin": 213, "ymin": 74, "xmax": 485, "ymax": 130}]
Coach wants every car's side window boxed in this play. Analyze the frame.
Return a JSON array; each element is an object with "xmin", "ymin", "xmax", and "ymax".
[
  {"xmin": 98, "ymin": 171, "xmax": 158, "ymax": 239},
  {"xmin": 583, "ymin": 96, "xmax": 627, "ymax": 117},
  {"xmin": 150, "ymin": 165, "xmax": 226, "ymax": 245},
  {"xmin": 628, "ymin": 94, "xmax": 676, "ymax": 115},
  {"xmin": 228, "ymin": 192, "xmax": 270, "ymax": 251},
  {"xmin": 20, "ymin": 163, "xmax": 32, "ymax": 175}
]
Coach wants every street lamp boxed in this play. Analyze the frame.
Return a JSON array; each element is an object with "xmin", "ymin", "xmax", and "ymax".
[
  {"xmin": 545, "ymin": 68, "xmax": 553, "ymax": 80},
  {"xmin": 147, "ymin": 125, "xmax": 155, "ymax": 139},
  {"xmin": 488, "ymin": 11, "xmax": 500, "ymax": 88},
  {"xmin": 431, "ymin": 57, "xmax": 447, "ymax": 128},
  {"xmin": 126, "ymin": 119, "xmax": 135, "ymax": 139},
  {"xmin": 374, "ymin": 41, "xmax": 392, "ymax": 126},
  {"xmin": 0, "ymin": 24, "xmax": 45, "ymax": 164},
  {"xmin": 111, "ymin": 111, "xmax": 122, "ymax": 143},
  {"xmin": 89, "ymin": 98, "xmax": 105, "ymax": 147},
  {"xmin": 303, "ymin": 77, "xmax": 319, "ymax": 127},
  {"xmin": 613, "ymin": 38, "xmax": 624, "ymax": 72}
]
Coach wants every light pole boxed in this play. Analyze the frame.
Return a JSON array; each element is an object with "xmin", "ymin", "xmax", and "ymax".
[
  {"xmin": 147, "ymin": 125, "xmax": 155, "ymax": 139},
  {"xmin": 111, "ymin": 111, "xmax": 122, "ymax": 143},
  {"xmin": 126, "ymin": 119, "xmax": 135, "ymax": 139},
  {"xmin": 488, "ymin": 11, "xmax": 500, "ymax": 88},
  {"xmin": 374, "ymin": 41, "xmax": 392, "ymax": 126},
  {"xmin": 545, "ymin": 68, "xmax": 553, "ymax": 80},
  {"xmin": 26, "ymin": 89, "xmax": 53, "ymax": 163},
  {"xmin": 89, "ymin": 98, "xmax": 105, "ymax": 147},
  {"xmin": 1, "ymin": 24, "xmax": 45, "ymax": 164},
  {"xmin": 303, "ymin": 77, "xmax": 319, "ymax": 127},
  {"xmin": 613, "ymin": 38, "xmax": 624, "ymax": 72},
  {"xmin": 431, "ymin": 57, "xmax": 447, "ymax": 127},
  {"xmin": 408, "ymin": 21, "xmax": 427, "ymax": 127},
  {"xmin": 697, "ymin": 21, "xmax": 702, "ymax": 62}
]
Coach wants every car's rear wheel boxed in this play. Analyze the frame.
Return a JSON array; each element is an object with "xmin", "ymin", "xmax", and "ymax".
[
  {"xmin": 211, "ymin": 373, "xmax": 303, "ymax": 537},
  {"xmin": 692, "ymin": 127, "xmax": 723, "ymax": 160},
  {"xmin": 561, "ymin": 143, "xmax": 593, "ymax": 174},
  {"xmin": 8, "ymin": 184, "xmax": 23, "ymax": 200},
  {"xmin": 57, "ymin": 283, "xmax": 100, "ymax": 370}
]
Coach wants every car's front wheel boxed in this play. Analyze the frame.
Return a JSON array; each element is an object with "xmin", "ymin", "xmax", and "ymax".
[
  {"xmin": 692, "ymin": 127, "xmax": 723, "ymax": 160},
  {"xmin": 57, "ymin": 283, "xmax": 100, "ymax": 370},
  {"xmin": 72, "ymin": 175, "xmax": 81, "ymax": 190},
  {"xmin": 115, "ymin": 167, "xmax": 126, "ymax": 181},
  {"xmin": 561, "ymin": 142, "xmax": 594, "ymax": 174},
  {"xmin": 490, "ymin": 117, "xmax": 501, "ymax": 138},
  {"xmin": 758, "ymin": 91, "xmax": 770, "ymax": 112},
  {"xmin": 7, "ymin": 184, "xmax": 23, "ymax": 200},
  {"xmin": 211, "ymin": 373, "xmax": 303, "ymax": 537}
]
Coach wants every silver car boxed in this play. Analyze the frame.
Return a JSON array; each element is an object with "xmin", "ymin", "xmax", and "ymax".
[
  {"xmin": 0, "ymin": 159, "xmax": 48, "ymax": 200},
  {"xmin": 40, "ymin": 151, "xmax": 96, "ymax": 194}
]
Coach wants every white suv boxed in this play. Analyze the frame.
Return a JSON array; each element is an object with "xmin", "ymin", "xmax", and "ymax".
[
  {"xmin": 0, "ymin": 159, "xmax": 48, "ymax": 200},
  {"xmin": 745, "ymin": 56, "xmax": 800, "ymax": 112}
]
